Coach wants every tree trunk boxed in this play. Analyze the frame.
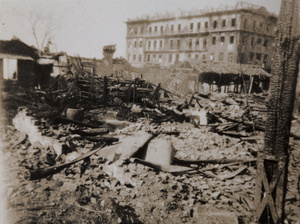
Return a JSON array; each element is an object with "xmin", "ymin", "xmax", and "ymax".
[{"xmin": 254, "ymin": 0, "xmax": 300, "ymax": 223}]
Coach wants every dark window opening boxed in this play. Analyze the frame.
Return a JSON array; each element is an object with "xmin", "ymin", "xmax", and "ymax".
[
  {"xmin": 190, "ymin": 23, "xmax": 194, "ymax": 31},
  {"xmin": 231, "ymin": 18, "xmax": 236, "ymax": 27},
  {"xmin": 197, "ymin": 22, "xmax": 201, "ymax": 30},
  {"xmin": 220, "ymin": 36, "xmax": 225, "ymax": 44},
  {"xmin": 213, "ymin": 20, "xmax": 217, "ymax": 29},
  {"xmin": 212, "ymin": 37, "xmax": 216, "ymax": 45}
]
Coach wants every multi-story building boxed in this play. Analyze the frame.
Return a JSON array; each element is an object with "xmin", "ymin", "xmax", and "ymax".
[{"xmin": 125, "ymin": 1, "xmax": 277, "ymax": 70}]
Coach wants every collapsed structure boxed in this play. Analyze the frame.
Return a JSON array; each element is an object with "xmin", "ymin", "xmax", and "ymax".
[{"xmin": 1, "ymin": 1, "xmax": 300, "ymax": 224}]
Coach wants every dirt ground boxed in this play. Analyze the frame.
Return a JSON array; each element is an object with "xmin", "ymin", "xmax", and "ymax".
[{"xmin": 0, "ymin": 90, "xmax": 299, "ymax": 224}]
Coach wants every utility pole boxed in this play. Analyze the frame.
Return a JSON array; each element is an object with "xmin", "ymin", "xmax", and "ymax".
[{"xmin": 253, "ymin": 0, "xmax": 300, "ymax": 223}]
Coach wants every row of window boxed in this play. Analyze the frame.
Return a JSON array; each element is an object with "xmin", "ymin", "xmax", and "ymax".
[
  {"xmin": 244, "ymin": 36, "xmax": 269, "ymax": 48},
  {"xmin": 128, "ymin": 52, "xmax": 268, "ymax": 64},
  {"xmin": 128, "ymin": 35, "xmax": 236, "ymax": 50},
  {"xmin": 128, "ymin": 19, "xmax": 236, "ymax": 35},
  {"xmin": 128, "ymin": 52, "xmax": 234, "ymax": 63},
  {"xmin": 129, "ymin": 16, "xmax": 274, "ymax": 36}
]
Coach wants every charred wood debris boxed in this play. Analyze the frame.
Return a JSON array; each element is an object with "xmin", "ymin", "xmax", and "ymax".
[{"xmin": 2, "ymin": 57, "xmax": 300, "ymax": 223}]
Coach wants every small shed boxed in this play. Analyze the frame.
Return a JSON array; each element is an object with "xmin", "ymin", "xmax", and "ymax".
[
  {"xmin": 0, "ymin": 38, "xmax": 39, "ymax": 88},
  {"xmin": 178, "ymin": 60, "xmax": 271, "ymax": 93}
]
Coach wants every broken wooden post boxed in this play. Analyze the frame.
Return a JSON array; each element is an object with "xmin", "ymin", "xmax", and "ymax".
[
  {"xmin": 133, "ymin": 78, "xmax": 137, "ymax": 103},
  {"xmin": 252, "ymin": 1, "xmax": 300, "ymax": 223},
  {"xmin": 103, "ymin": 76, "xmax": 108, "ymax": 105},
  {"xmin": 248, "ymin": 76, "xmax": 254, "ymax": 94}
]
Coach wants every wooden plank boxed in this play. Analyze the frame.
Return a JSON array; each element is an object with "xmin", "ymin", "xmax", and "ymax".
[
  {"xmin": 30, "ymin": 143, "xmax": 120, "ymax": 180},
  {"xmin": 111, "ymin": 131, "xmax": 153, "ymax": 161}
]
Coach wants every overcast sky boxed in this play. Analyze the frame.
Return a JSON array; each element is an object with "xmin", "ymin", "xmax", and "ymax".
[{"xmin": 0, "ymin": 0, "xmax": 281, "ymax": 58}]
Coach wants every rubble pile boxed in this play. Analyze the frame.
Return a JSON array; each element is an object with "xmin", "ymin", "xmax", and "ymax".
[{"xmin": 1, "ymin": 82, "xmax": 300, "ymax": 223}]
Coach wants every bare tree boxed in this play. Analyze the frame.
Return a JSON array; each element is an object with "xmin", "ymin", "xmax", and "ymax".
[{"xmin": 29, "ymin": 11, "xmax": 54, "ymax": 55}]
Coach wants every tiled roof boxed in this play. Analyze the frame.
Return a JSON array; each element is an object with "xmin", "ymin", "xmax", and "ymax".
[
  {"xmin": 0, "ymin": 39, "xmax": 38, "ymax": 60},
  {"xmin": 179, "ymin": 60, "xmax": 271, "ymax": 77}
]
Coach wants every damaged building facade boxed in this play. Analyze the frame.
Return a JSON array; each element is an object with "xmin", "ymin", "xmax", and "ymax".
[{"xmin": 125, "ymin": 1, "xmax": 277, "ymax": 69}]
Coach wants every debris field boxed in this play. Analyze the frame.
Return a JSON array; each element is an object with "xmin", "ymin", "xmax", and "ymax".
[{"xmin": 1, "ymin": 62, "xmax": 300, "ymax": 224}]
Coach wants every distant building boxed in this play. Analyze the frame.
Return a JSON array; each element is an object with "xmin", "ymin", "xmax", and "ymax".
[{"xmin": 125, "ymin": 1, "xmax": 277, "ymax": 69}]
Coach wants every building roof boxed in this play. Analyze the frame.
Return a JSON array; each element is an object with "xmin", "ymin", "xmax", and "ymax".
[
  {"xmin": 0, "ymin": 38, "xmax": 39, "ymax": 60},
  {"xmin": 126, "ymin": 1, "xmax": 277, "ymax": 23},
  {"xmin": 179, "ymin": 60, "xmax": 271, "ymax": 77}
]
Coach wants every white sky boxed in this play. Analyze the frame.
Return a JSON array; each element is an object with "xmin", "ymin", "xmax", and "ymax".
[{"xmin": 0, "ymin": 0, "xmax": 281, "ymax": 58}]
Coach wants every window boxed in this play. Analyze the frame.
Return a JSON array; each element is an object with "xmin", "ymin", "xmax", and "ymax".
[
  {"xmin": 140, "ymin": 27, "xmax": 144, "ymax": 34},
  {"xmin": 251, "ymin": 37, "xmax": 254, "ymax": 47},
  {"xmin": 178, "ymin": 24, "xmax": 181, "ymax": 32},
  {"xmin": 253, "ymin": 21, "xmax": 256, "ymax": 30},
  {"xmin": 133, "ymin": 54, "xmax": 136, "ymax": 61},
  {"xmin": 171, "ymin": 24, "xmax": 174, "ymax": 32},
  {"xmin": 231, "ymin": 18, "xmax": 236, "ymax": 27},
  {"xmin": 160, "ymin": 40, "xmax": 163, "ymax": 48},
  {"xmin": 212, "ymin": 36, "xmax": 216, "ymax": 45},
  {"xmin": 195, "ymin": 54, "xmax": 199, "ymax": 59},
  {"xmin": 128, "ymin": 54, "xmax": 131, "ymax": 62},
  {"xmin": 197, "ymin": 22, "xmax": 201, "ymax": 30},
  {"xmin": 159, "ymin": 55, "xmax": 162, "ymax": 63},
  {"xmin": 244, "ymin": 19, "xmax": 248, "ymax": 29},
  {"xmin": 147, "ymin": 54, "xmax": 150, "ymax": 62},
  {"xmin": 169, "ymin": 54, "xmax": 172, "ymax": 62},
  {"xmin": 189, "ymin": 39, "xmax": 193, "ymax": 49},
  {"xmin": 149, "ymin": 27, "xmax": 152, "ymax": 33},
  {"xmin": 263, "ymin": 39, "xmax": 268, "ymax": 47},
  {"xmin": 154, "ymin": 40, "xmax": 157, "ymax": 49},
  {"xmin": 219, "ymin": 53, "xmax": 224, "ymax": 61},
  {"xmin": 140, "ymin": 41, "xmax": 143, "ymax": 48},
  {"xmin": 196, "ymin": 40, "xmax": 199, "ymax": 48},
  {"xmin": 259, "ymin": 22, "xmax": 263, "ymax": 30},
  {"xmin": 154, "ymin": 26, "xmax": 157, "ymax": 32},
  {"xmin": 256, "ymin": 53, "xmax": 262, "ymax": 61},
  {"xmin": 203, "ymin": 38, "xmax": 207, "ymax": 48},
  {"xmin": 190, "ymin": 23, "xmax": 194, "ymax": 31},
  {"xmin": 210, "ymin": 53, "xmax": 215, "ymax": 61},
  {"xmin": 153, "ymin": 55, "xmax": 156, "ymax": 62},
  {"xmin": 139, "ymin": 54, "xmax": 142, "ymax": 62},
  {"xmin": 257, "ymin": 38, "xmax": 262, "ymax": 45},
  {"xmin": 170, "ymin": 40, "xmax": 173, "ymax": 49},
  {"xmin": 202, "ymin": 54, "xmax": 206, "ymax": 61},
  {"xmin": 177, "ymin": 39, "xmax": 180, "ymax": 49},
  {"xmin": 134, "ymin": 41, "xmax": 137, "ymax": 48},
  {"xmin": 148, "ymin": 40, "xmax": 151, "ymax": 49},
  {"xmin": 205, "ymin": 21, "xmax": 208, "ymax": 28},
  {"xmin": 176, "ymin": 54, "xmax": 179, "ymax": 61},
  {"xmin": 134, "ymin": 29, "xmax": 138, "ymax": 35},
  {"xmin": 230, "ymin": 36, "xmax": 234, "ymax": 44},
  {"xmin": 213, "ymin": 20, "xmax": 217, "ymax": 29},
  {"xmin": 228, "ymin": 53, "xmax": 233, "ymax": 62},
  {"xmin": 160, "ymin": 26, "xmax": 163, "ymax": 34},
  {"xmin": 222, "ymin": 19, "xmax": 226, "ymax": 27},
  {"xmin": 220, "ymin": 36, "xmax": 225, "ymax": 45}
]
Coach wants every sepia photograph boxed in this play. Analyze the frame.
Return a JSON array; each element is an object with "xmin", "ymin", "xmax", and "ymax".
[{"xmin": 0, "ymin": 0, "xmax": 299, "ymax": 223}]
